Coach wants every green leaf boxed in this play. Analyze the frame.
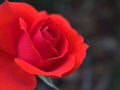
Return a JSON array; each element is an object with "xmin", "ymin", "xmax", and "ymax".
[{"xmin": 38, "ymin": 76, "xmax": 61, "ymax": 90}]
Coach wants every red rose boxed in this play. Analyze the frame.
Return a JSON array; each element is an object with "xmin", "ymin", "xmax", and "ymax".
[{"xmin": 0, "ymin": 1, "xmax": 88, "ymax": 90}]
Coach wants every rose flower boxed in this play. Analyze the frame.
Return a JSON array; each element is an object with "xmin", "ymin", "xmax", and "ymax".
[{"xmin": 0, "ymin": 1, "xmax": 88, "ymax": 90}]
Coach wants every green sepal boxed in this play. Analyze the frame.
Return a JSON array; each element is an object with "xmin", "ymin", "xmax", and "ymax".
[{"xmin": 38, "ymin": 76, "xmax": 61, "ymax": 90}]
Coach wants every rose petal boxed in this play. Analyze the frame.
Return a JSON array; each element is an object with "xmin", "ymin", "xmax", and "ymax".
[
  {"xmin": 35, "ymin": 36, "xmax": 69, "ymax": 72},
  {"xmin": 32, "ymin": 28, "xmax": 58, "ymax": 60},
  {"xmin": 63, "ymin": 29, "xmax": 89, "ymax": 76},
  {"xmin": 10, "ymin": 2, "xmax": 48, "ymax": 33},
  {"xmin": 37, "ymin": 52, "xmax": 71, "ymax": 71},
  {"xmin": 0, "ymin": 1, "xmax": 21, "ymax": 55},
  {"xmin": 18, "ymin": 16, "xmax": 43, "ymax": 66},
  {"xmin": 17, "ymin": 29, "xmax": 42, "ymax": 67},
  {"xmin": 50, "ymin": 14, "xmax": 83, "ymax": 43},
  {"xmin": 50, "ymin": 14, "xmax": 89, "ymax": 76},
  {"xmin": 55, "ymin": 33, "xmax": 69, "ymax": 57},
  {"xmin": 63, "ymin": 43, "xmax": 89, "ymax": 77},
  {"xmin": 15, "ymin": 54, "xmax": 75, "ymax": 78},
  {"xmin": 41, "ymin": 23, "xmax": 60, "ymax": 47},
  {"xmin": 30, "ymin": 11, "xmax": 48, "ymax": 35},
  {"xmin": 60, "ymin": 28, "xmax": 88, "ymax": 76},
  {"xmin": 0, "ymin": 50, "xmax": 36, "ymax": 90},
  {"xmin": 50, "ymin": 14, "xmax": 71, "ymax": 29},
  {"xmin": 31, "ymin": 19, "xmax": 69, "ymax": 61},
  {"xmin": 10, "ymin": 2, "xmax": 38, "ymax": 30}
]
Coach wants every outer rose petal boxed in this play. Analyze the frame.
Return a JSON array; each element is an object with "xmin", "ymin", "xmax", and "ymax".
[
  {"xmin": 50, "ymin": 14, "xmax": 89, "ymax": 76},
  {"xmin": 0, "ymin": 50, "xmax": 36, "ymax": 90},
  {"xmin": 30, "ymin": 11, "xmax": 48, "ymax": 35},
  {"xmin": 63, "ymin": 28, "xmax": 89, "ymax": 76},
  {"xmin": 0, "ymin": 1, "xmax": 21, "ymax": 55},
  {"xmin": 10, "ymin": 1, "xmax": 48, "ymax": 34},
  {"xmin": 10, "ymin": 2, "xmax": 38, "ymax": 30},
  {"xmin": 63, "ymin": 43, "xmax": 88, "ymax": 77},
  {"xmin": 15, "ymin": 54, "xmax": 75, "ymax": 78}
]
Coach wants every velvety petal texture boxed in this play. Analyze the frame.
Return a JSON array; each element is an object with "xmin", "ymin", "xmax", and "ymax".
[
  {"xmin": 15, "ymin": 54, "xmax": 75, "ymax": 77},
  {"xmin": 0, "ymin": 1, "xmax": 37, "ymax": 90},
  {"xmin": 0, "ymin": 0, "xmax": 88, "ymax": 89},
  {"xmin": 10, "ymin": 1, "xmax": 38, "ymax": 30},
  {"xmin": 0, "ymin": 49, "xmax": 36, "ymax": 90},
  {"xmin": 0, "ymin": 1, "xmax": 21, "ymax": 55}
]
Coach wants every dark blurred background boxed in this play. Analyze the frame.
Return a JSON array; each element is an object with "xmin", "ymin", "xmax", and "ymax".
[{"xmin": 1, "ymin": 0, "xmax": 120, "ymax": 90}]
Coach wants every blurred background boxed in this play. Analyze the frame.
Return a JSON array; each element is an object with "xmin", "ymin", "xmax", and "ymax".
[{"xmin": 1, "ymin": 0, "xmax": 120, "ymax": 90}]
